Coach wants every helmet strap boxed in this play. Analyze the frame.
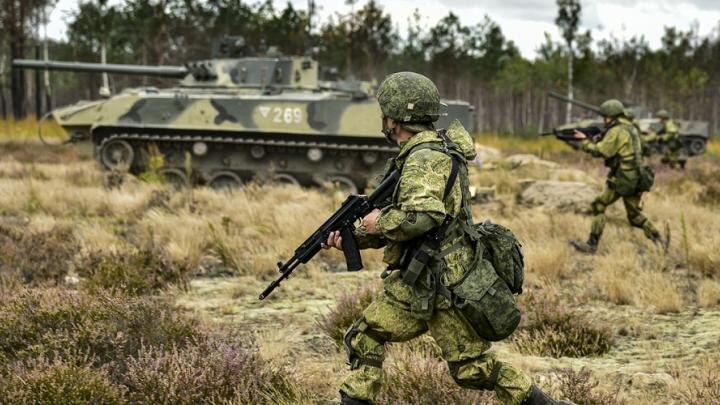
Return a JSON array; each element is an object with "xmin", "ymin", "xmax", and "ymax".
[{"xmin": 381, "ymin": 116, "xmax": 396, "ymax": 142}]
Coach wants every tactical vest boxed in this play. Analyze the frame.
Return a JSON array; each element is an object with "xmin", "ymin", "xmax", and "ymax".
[
  {"xmin": 608, "ymin": 120, "xmax": 654, "ymax": 196},
  {"xmin": 382, "ymin": 131, "xmax": 524, "ymax": 341}
]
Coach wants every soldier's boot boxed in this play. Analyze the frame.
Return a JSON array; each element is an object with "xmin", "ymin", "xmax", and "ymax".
[
  {"xmin": 654, "ymin": 222, "xmax": 671, "ymax": 253},
  {"xmin": 645, "ymin": 222, "xmax": 670, "ymax": 253},
  {"xmin": 339, "ymin": 392, "xmax": 370, "ymax": 405},
  {"xmin": 521, "ymin": 385, "xmax": 575, "ymax": 405},
  {"xmin": 569, "ymin": 234, "xmax": 599, "ymax": 254}
]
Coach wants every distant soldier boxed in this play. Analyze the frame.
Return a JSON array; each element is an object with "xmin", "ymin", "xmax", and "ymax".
[
  {"xmin": 626, "ymin": 108, "xmax": 655, "ymax": 157},
  {"xmin": 323, "ymin": 72, "xmax": 569, "ymax": 404},
  {"xmin": 645, "ymin": 109, "xmax": 684, "ymax": 169},
  {"xmin": 570, "ymin": 99, "xmax": 667, "ymax": 254}
]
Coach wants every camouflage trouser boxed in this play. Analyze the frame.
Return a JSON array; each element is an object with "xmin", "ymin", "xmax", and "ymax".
[
  {"xmin": 340, "ymin": 292, "xmax": 533, "ymax": 404},
  {"xmin": 590, "ymin": 186, "xmax": 661, "ymax": 242},
  {"xmin": 661, "ymin": 150, "xmax": 686, "ymax": 169}
]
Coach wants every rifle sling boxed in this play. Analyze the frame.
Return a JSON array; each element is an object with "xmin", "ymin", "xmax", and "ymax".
[{"xmin": 400, "ymin": 133, "xmax": 461, "ymax": 287}]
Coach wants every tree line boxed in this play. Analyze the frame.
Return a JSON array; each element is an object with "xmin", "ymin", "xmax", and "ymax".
[{"xmin": 1, "ymin": 0, "xmax": 719, "ymax": 135}]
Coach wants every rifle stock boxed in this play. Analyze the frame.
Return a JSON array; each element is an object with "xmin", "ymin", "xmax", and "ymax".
[{"xmin": 259, "ymin": 170, "xmax": 401, "ymax": 300}]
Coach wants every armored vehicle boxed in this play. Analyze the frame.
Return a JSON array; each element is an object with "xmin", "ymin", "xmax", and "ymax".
[
  {"xmin": 13, "ymin": 39, "xmax": 474, "ymax": 192},
  {"xmin": 546, "ymin": 91, "xmax": 709, "ymax": 158}
]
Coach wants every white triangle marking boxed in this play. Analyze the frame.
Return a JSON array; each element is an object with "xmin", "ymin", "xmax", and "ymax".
[{"xmin": 258, "ymin": 106, "xmax": 271, "ymax": 117}]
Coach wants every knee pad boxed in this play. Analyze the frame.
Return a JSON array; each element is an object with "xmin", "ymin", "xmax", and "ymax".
[
  {"xmin": 447, "ymin": 355, "xmax": 501, "ymax": 390},
  {"xmin": 343, "ymin": 318, "xmax": 385, "ymax": 370},
  {"xmin": 591, "ymin": 200, "xmax": 606, "ymax": 216},
  {"xmin": 628, "ymin": 214, "xmax": 646, "ymax": 228}
]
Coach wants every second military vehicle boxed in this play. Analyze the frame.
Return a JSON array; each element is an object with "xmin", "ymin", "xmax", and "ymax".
[{"xmin": 14, "ymin": 38, "xmax": 475, "ymax": 192}]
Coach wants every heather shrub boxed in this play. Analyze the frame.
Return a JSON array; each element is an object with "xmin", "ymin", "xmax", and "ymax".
[
  {"xmin": 0, "ymin": 222, "xmax": 77, "ymax": 285},
  {"xmin": 556, "ymin": 368, "xmax": 623, "ymax": 405},
  {"xmin": 317, "ymin": 285, "xmax": 378, "ymax": 345},
  {"xmin": 0, "ymin": 287, "xmax": 199, "ymax": 370},
  {"xmin": 379, "ymin": 344, "xmax": 495, "ymax": 404},
  {"xmin": 77, "ymin": 247, "xmax": 190, "ymax": 295},
  {"xmin": 675, "ymin": 355, "xmax": 720, "ymax": 404},
  {"xmin": 513, "ymin": 292, "xmax": 614, "ymax": 357},
  {"xmin": 0, "ymin": 358, "xmax": 124, "ymax": 405},
  {"xmin": 123, "ymin": 335, "xmax": 301, "ymax": 404}
]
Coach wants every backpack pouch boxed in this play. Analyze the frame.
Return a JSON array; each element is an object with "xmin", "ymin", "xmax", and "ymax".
[{"xmin": 449, "ymin": 256, "xmax": 521, "ymax": 341}]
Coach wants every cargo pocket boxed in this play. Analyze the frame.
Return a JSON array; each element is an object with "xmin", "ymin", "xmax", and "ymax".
[
  {"xmin": 448, "ymin": 258, "xmax": 521, "ymax": 341},
  {"xmin": 610, "ymin": 169, "xmax": 639, "ymax": 197}
]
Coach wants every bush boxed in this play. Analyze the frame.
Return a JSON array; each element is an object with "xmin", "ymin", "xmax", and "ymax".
[
  {"xmin": 675, "ymin": 355, "xmax": 720, "ymax": 404},
  {"xmin": 378, "ymin": 344, "xmax": 495, "ymax": 405},
  {"xmin": 0, "ymin": 222, "xmax": 77, "ymax": 285},
  {"xmin": 0, "ymin": 287, "xmax": 199, "ymax": 371},
  {"xmin": 122, "ymin": 335, "xmax": 300, "ymax": 404},
  {"xmin": 77, "ymin": 247, "xmax": 190, "ymax": 295},
  {"xmin": 513, "ymin": 292, "xmax": 614, "ymax": 358},
  {"xmin": 556, "ymin": 368, "xmax": 623, "ymax": 405},
  {"xmin": 0, "ymin": 358, "xmax": 124, "ymax": 405},
  {"xmin": 0, "ymin": 287, "xmax": 304, "ymax": 403},
  {"xmin": 316, "ymin": 286, "xmax": 377, "ymax": 345}
]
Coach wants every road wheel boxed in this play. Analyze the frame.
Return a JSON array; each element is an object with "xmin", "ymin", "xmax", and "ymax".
[
  {"xmin": 161, "ymin": 168, "xmax": 189, "ymax": 189},
  {"xmin": 100, "ymin": 139, "xmax": 134, "ymax": 171},
  {"xmin": 208, "ymin": 171, "xmax": 243, "ymax": 190}
]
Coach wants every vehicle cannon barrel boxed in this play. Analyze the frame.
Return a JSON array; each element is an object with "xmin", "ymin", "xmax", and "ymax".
[
  {"xmin": 547, "ymin": 91, "xmax": 603, "ymax": 116},
  {"xmin": 12, "ymin": 59, "xmax": 188, "ymax": 78}
]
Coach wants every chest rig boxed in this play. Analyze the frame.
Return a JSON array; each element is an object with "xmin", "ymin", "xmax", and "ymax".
[{"xmin": 381, "ymin": 130, "xmax": 478, "ymax": 319}]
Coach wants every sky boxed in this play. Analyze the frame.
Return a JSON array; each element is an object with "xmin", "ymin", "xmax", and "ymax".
[{"xmin": 45, "ymin": 0, "xmax": 720, "ymax": 58}]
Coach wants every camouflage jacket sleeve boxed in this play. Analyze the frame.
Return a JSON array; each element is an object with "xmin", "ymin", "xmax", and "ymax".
[
  {"xmin": 659, "ymin": 121, "xmax": 679, "ymax": 142},
  {"xmin": 377, "ymin": 148, "xmax": 450, "ymax": 242},
  {"xmin": 642, "ymin": 132, "xmax": 657, "ymax": 143},
  {"xmin": 581, "ymin": 126, "xmax": 621, "ymax": 159},
  {"xmin": 353, "ymin": 225, "xmax": 387, "ymax": 249}
]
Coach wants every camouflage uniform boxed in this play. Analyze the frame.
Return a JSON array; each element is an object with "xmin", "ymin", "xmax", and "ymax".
[
  {"xmin": 644, "ymin": 110, "xmax": 684, "ymax": 169},
  {"xmin": 658, "ymin": 119, "xmax": 683, "ymax": 169},
  {"xmin": 578, "ymin": 116, "xmax": 662, "ymax": 248},
  {"xmin": 341, "ymin": 128, "xmax": 533, "ymax": 404},
  {"xmin": 339, "ymin": 71, "xmax": 537, "ymax": 405}
]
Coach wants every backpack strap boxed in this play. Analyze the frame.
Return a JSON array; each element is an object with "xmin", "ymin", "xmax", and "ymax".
[{"xmin": 443, "ymin": 153, "xmax": 460, "ymax": 201}]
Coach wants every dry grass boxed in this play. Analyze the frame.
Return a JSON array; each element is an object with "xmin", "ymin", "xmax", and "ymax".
[
  {"xmin": 705, "ymin": 138, "xmax": 720, "ymax": 159},
  {"xmin": 0, "ymin": 117, "xmax": 67, "ymax": 141},
  {"xmin": 379, "ymin": 343, "xmax": 495, "ymax": 404},
  {"xmin": 697, "ymin": 279, "xmax": 720, "ymax": 308},
  {"xmin": 555, "ymin": 368, "xmax": 623, "ymax": 405},
  {"xmin": 593, "ymin": 244, "xmax": 683, "ymax": 314},
  {"xmin": 317, "ymin": 285, "xmax": 379, "ymax": 345},
  {"xmin": 513, "ymin": 291, "xmax": 614, "ymax": 358},
  {"xmin": 523, "ymin": 239, "xmax": 572, "ymax": 281},
  {"xmin": 0, "ymin": 145, "xmax": 382, "ymax": 282},
  {"xmin": 673, "ymin": 354, "xmax": 720, "ymax": 404},
  {"xmin": 1, "ymin": 132, "xmax": 719, "ymax": 403},
  {"xmin": 476, "ymin": 133, "xmax": 574, "ymax": 158}
]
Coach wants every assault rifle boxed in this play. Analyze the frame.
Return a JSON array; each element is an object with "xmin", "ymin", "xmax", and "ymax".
[
  {"xmin": 540, "ymin": 126, "xmax": 605, "ymax": 143},
  {"xmin": 259, "ymin": 170, "xmax": 400, "ymax": 300}
]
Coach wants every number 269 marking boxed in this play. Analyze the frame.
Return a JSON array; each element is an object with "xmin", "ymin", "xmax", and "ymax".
[{"xmin": 273, "ymin": 107, "xmax": 302, "ymax": 124}]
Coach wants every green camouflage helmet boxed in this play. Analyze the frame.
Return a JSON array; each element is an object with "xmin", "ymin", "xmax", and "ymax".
[
  {"xmin": 599, "ymin": 99, "xmax": 624, "ymax": 117},
  {"xmin": 377, "ymin": 72, "xmax": 441, "ymax": 124},
  {"xmin": 656, "ymin": 109, "xmax": 670, "ymax": 119}
]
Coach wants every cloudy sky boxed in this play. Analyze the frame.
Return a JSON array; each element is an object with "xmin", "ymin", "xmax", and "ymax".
[{"xmin": 46, "ymin": 0, "xmax": 720, "ymax": 58}]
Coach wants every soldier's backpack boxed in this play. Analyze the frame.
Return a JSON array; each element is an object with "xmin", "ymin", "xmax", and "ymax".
[
  {"xmin": 629, "ymin": 123, "xmax": 655, "ymax": 193},
  {"xmin": 636, "ymin": 164, "xmax": 655, "ymax": 193},
  {"xmin": 440, "ymin": 221, "xmax": 524, "ymax": 342},
  {"xmin": 398, "ymin": 125, "xmax": 524, "ymax": 341}
]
